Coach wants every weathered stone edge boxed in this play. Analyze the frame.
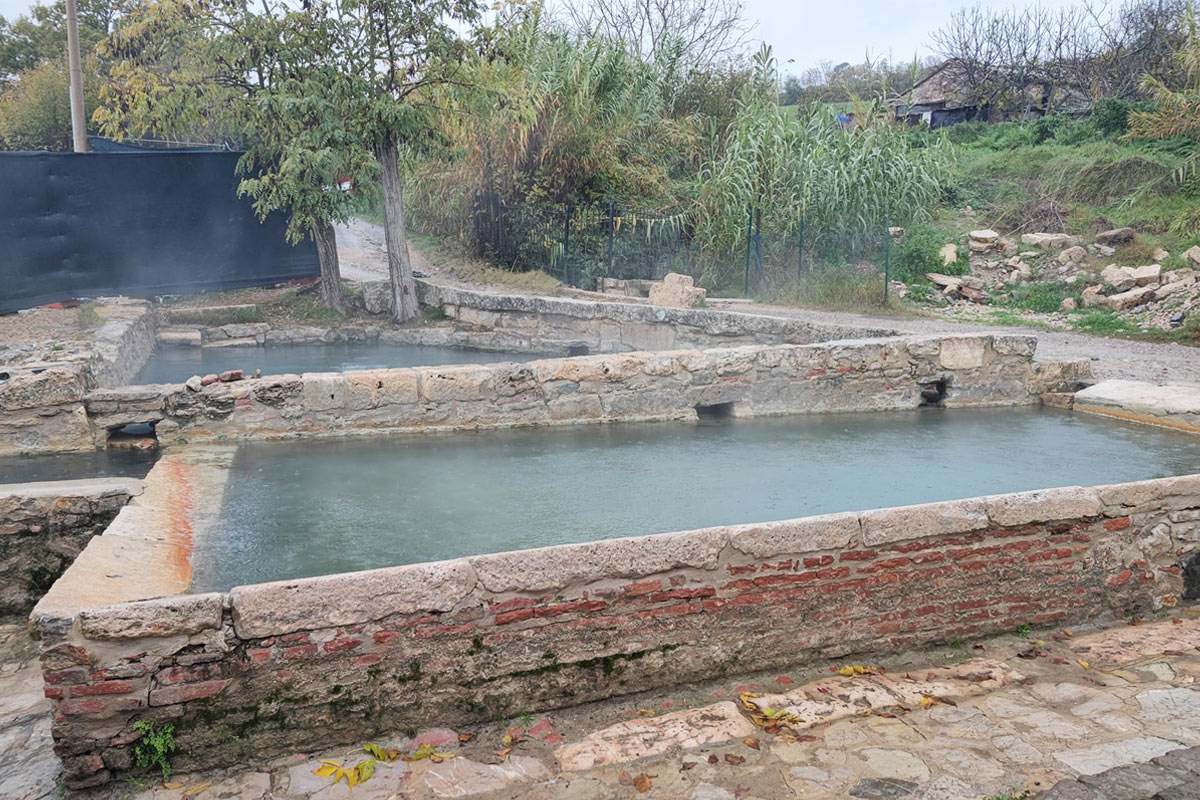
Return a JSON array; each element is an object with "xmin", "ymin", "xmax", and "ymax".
[{"xmin": 218, "ymin": 474, "xmax": 1197, "ymax": 639}]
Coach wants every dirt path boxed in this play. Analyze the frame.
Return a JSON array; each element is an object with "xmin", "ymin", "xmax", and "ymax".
[
  {"xmin": 729, "ymin": 302, "xmax": 1200, "ymax": 385},
  {"xmin": 334, "ymin": 218, "xmax": 434, "ymax": 283}
]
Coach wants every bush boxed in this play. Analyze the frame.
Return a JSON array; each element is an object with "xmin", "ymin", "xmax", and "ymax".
[
  {"xmin": 892, "ymin": 224, "xmax": 962, "ymax": 282},
  {"xmin": 1091, "ymin": 98, "xmax": 1136, "ymax": 138}
]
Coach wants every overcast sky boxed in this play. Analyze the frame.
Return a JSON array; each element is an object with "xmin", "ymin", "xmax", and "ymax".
[{"xmin": 0, "ymin": 0, "xmax": 1085, "ymax": 76}]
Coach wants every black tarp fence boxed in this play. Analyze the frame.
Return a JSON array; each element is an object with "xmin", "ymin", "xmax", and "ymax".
[{"xmin": 0, "ymin": 148, "xmax": 319, "ymax": 313}]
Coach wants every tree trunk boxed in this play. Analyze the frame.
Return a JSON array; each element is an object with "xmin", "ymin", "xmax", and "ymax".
[
  {"xmin": 377, "ymin": 137, "xmax": 419, "ymax": 323},
  {"xmin": 312, "ymin": 218, "xmax": 345, "ymax": 314}
]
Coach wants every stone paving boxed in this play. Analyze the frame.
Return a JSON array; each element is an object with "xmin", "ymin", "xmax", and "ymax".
[{"xmin": 6, "ymin": 613, "xmax": 1200, "ymax": 799}]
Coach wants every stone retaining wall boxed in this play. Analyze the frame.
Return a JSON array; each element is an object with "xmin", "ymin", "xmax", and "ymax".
[
  {"xmin": 0, "ymin": 479, "xmax": 141, "ymax": 619},
  {"xmin": 416, "ymin": 282, "xmax": 900, "ymax": 352},
  {"xmin": 0, "ymin": 301, "xmax": 156, "ymax": 456},
  {"xmin": 84, "ymin": 333, "xmax": 1085, "ymax": 447},
  {"xmin": 31, "ymin": 467, "xmax": 1200, "ymax": 788}
]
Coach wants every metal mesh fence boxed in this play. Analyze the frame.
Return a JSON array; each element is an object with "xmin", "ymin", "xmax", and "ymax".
[{"xmin": 471, "ymin": 192, "xmax": 896, "ymax": 300}]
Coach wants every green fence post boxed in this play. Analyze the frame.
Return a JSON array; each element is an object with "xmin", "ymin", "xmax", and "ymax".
[
  {"xmin": 797, "ymin": 217, "xmax": 805, "ymax": 283},
  {"xmin": 743, "ymin": 208, "xmax": 752, "ymax": 296},
  {"xmin": 883, "ymin": 215, "xmax": 891, "ymax": 304},
  {"xmin": 563, "ymin": 204, "xmax": 571, "ymax": 286}
]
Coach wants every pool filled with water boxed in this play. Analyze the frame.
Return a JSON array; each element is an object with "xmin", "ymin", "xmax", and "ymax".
[
  {"xmin": 0, "ymin": 448, "xmax": 157, "ymax": 484},
  {"xmin": 132, "ymin": 342, "xmax": 545, "ymax": 385},
  {"xmin": 189, "ymin": 407, "xmax": 1200, "ymax": 591}
]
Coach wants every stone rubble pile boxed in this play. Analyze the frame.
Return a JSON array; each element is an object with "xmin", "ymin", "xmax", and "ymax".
[{"xmin": 909, "ymin": 227, "xmax": 1200, "ymax": 330}]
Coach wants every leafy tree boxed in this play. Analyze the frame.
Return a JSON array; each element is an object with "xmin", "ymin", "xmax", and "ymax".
[
  {"xmin": 0, "ymin": 0, "xmax": 119, "ymax": 80},
  {"xmin": 96, "ymin": 0, "xmax": 376, "ymax": 312},
  {"xmin": 295, "ymin": 0, "xmax": 481, "ymax": 321},
  {"xmin": 0, "ymin": 55, "xmax": 100, "ymax": 149}
]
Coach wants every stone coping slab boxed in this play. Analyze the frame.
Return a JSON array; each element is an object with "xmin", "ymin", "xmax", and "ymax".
[
  {"xmin": 1074, "ymin": 380, "xmax": 1200, "ymax": 434},
  {"xmin": 29, "ymin": 447, "xmax": 234, "ymax": 638},
  {"xmin": 32, "ymin": 462, "xmax": 1200, "ymax": 642},
  {"xmin": 0, "ymin": 476, "xmax": 144, "ymax": 500}
]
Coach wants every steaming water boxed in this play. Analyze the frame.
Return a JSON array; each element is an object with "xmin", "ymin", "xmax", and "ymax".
[
  {"xmin": 0, "ymin": 448, "xmax": 157, "ymax": 484},
  {"xmin": 188, "ymin": 406, "xmax": 1200, "ymax": 591},
  {"xmin": 131, "ymin": 342, "xmax": 545, "ymax": 385}
]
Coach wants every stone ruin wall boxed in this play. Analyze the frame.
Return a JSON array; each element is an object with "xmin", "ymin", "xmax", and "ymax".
[
  {"xmin": 84, "ymin": 333, "xmax": 1088, "ymax": 449},
  {"xmin": 0, "ymin": 479, "xmax": 140, "ymax": 619},
  {"xmin": 32, "ymin": 472, "xmax": 1200, "ymax": 788}
]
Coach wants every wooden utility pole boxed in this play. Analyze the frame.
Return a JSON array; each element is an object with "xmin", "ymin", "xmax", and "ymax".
[{"xmin": 65, "ymin": 0, "xmax": 89, "ymax": 152}]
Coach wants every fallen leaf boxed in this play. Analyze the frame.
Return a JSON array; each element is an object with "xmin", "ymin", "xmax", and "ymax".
[
  {"xmin": 618, "ymin": 770, "xmax": 633, "ymax": 786},
  {"xmin": 725, "ymin": 754, "xmax": 745, "ymax": 765},
  {"xmin": 1063, "ymin": 628, "xmax": 1073, "ymax": 637},
  {"xmin": 182, "ymin": 782, "xmax": 212, "ymax": 797},
  {"xmin": 363, "ymin": 743, "xmax": 400, "ymax": 762},
  {"xmin": 972, "ymin": 643, "xmax": 986, "ymax": 650},
  {"xmin": 1129, "ymin": 620, "xmax": 1147, "ymax": 626},
  {"xmin": 743, "ymin": 737, "xmax": 760, "ymax": 750},
  {"xmin": 313, "ymin": 762, "xmax": 340, "ymax": 778},
  {"xmin": 636, "ymin": 708, "xmax": 656, "ymax": 717},
  {"xmin": 1173, "ymin": 618, "xmax": 1183, "ymax": 625},
  {"xmin": 162, "ymin": 782, "xmax": 183, "ymax": 790},
  {"xmin": 494, "ymin": 747, "xmax": 512, "ymax": 759},
  {"xmin": 1050, "ymin": 657, "xmax": 1069, "ymax": 665},
  {"xmin": 357, "ymin": 759, "xmax": 376, "ymax": 782},
  {"xmin": 633, "ymin": 773, "xmax": 654, "ymax": 793},
  {"xmin": 708, "ymin": 754, "xmax": 719, "ymax": 764},
  {"xmin": 681, "ymin": 761, "xmax": 697, "ymax": 771},
  {"xmin": 458, "ymin": 732, "xmax": 476, "ymax": 743},
  {"xmin": 797, "ymin": 735, "xmax": 819, "ymax": 742},
  {"xmin": 1076, "ymin": 658, "xmax": 1092, "ymax": 670}
]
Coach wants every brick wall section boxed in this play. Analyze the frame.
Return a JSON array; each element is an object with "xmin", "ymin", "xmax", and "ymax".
[
  {"xmin": 33, "ymin": 474, "xmax": 1200, "ymax": 788},
  {"xmin": 0, "ymin": 479, "xmax": 139, "ymax": 619},
  {"xmin": 415, "ymin": 281, "xmax": 900, "ymax": 352},
  {"xmin": 83, "ymin": 333, "xmax": 1085, "ymax": 447}
]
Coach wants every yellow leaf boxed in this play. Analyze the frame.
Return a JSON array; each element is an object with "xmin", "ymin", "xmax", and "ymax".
[
  {"xmin": 313, "ymin": 764, "xmax": 339, "ymax": 778},
  {"xmin": 162, "ymin": 783, "xmax": 183, "ymax": 790},
  {"xmin": 345, "ymin": 767, "xmax": 359, "ymax": 788},
  {"xmin": 357, "ymin": 758, "xmax": 376, "ymax": 782},
  {"xmin": 1076, "ymin": 658, "xmax": 1091, "ymax": 670},
  {"xmin": 182, "ymin": 781, "xmax": 212, "ymax": 797},
  {"xmin": 410, "ymin": 742, "xmax": 437, "ymax": 761}
]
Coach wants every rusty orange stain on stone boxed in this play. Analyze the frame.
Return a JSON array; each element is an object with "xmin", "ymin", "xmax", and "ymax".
[{"xmin": 160, "ymin": 458, "xmax": 196, "ymax": 586}]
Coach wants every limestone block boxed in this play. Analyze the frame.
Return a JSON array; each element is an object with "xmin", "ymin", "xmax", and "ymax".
[
  {"xmin": 859, "ymin": 499, "xmax": 989, "ymax": 546},
  {"xmin": 156, "ymin": 329, "xmax": 202, "ymax": 347},
  {"xmin": 469, "ymin": 526, "xmax": 728, "ymax": 593},
  {"xmin": 984, "ymin": 487, "xmax": 1102, "ymax": 526},
  {"xmin": 939, "ymin": 337, "xmax": 986, "ymax": 370},
  {"xmin": 648, "ymin": 272, "xmax": 706, "ymax": 309},
  {"xmin": 1131, "ymin": 264, "xmax": 1162, "ymax": 286},
  {"xmin": 300, "ymin": 373, "xmax": 347, "ymax": 412},
  {"xmin": 0, "ymin": 368, "xmax": 86, "ymax": 411},
  {"xmin": 79, "ymin": 593, "xmax": 224, "ymax": 640},
  {"xmin": 419, "ymin": 365, "xmax": 495, "ymax": 402},
  {"xmin": 229, "ymin": 558, "xmax": 478, "ymax": 638},
  {"xmin": 1021, "ymin": 233, "xmax": 1077, "ymax": 248},
  {"xmin": 1103, "ymin": 285, "xmax": 1156, "ymax": 311},
  {"xmin": 346, "ymin": 369, "xmax": 419, "ymax": 410},
  {"xmin": 728, "ymin": 512, "xmax": 862, "ymax": 557},
  {"xmin": 1095, "ymin": 227, "xmax": 1136, "ymax": 245}
]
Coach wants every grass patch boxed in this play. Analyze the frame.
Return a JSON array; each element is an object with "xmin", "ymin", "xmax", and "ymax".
[
  {"xmin": 265, "ymin": 293, "xmax": 347, "ymax": 324},
  {"xmin": 75, "ymin": 301, "xmax": 102, "ymax": 329},
  {"xmin": 1069, "ymin": 309, "xmax": 1141, "ymax": 335},
  {"xmin": 165, "ymin": 305, "xmax": 265, "ymax": 326},
  {"xmin": 763, "ymin": 271, "xmax": 894, "ymax": 312},
  {"xmin": 1001, "ymin": 281, "xmax": 1081, "ymax": 314}
]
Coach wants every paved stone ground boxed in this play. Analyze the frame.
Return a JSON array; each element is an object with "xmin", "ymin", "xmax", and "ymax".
[{"xmin": 6, "ymin": 613, "xmax": 1200, "ymax": 799}]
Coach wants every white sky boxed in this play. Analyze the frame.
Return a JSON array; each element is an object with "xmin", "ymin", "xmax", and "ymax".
[{"xmin": 0, "ymin": 0, "xmax": 1086, "ymax": 76}]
